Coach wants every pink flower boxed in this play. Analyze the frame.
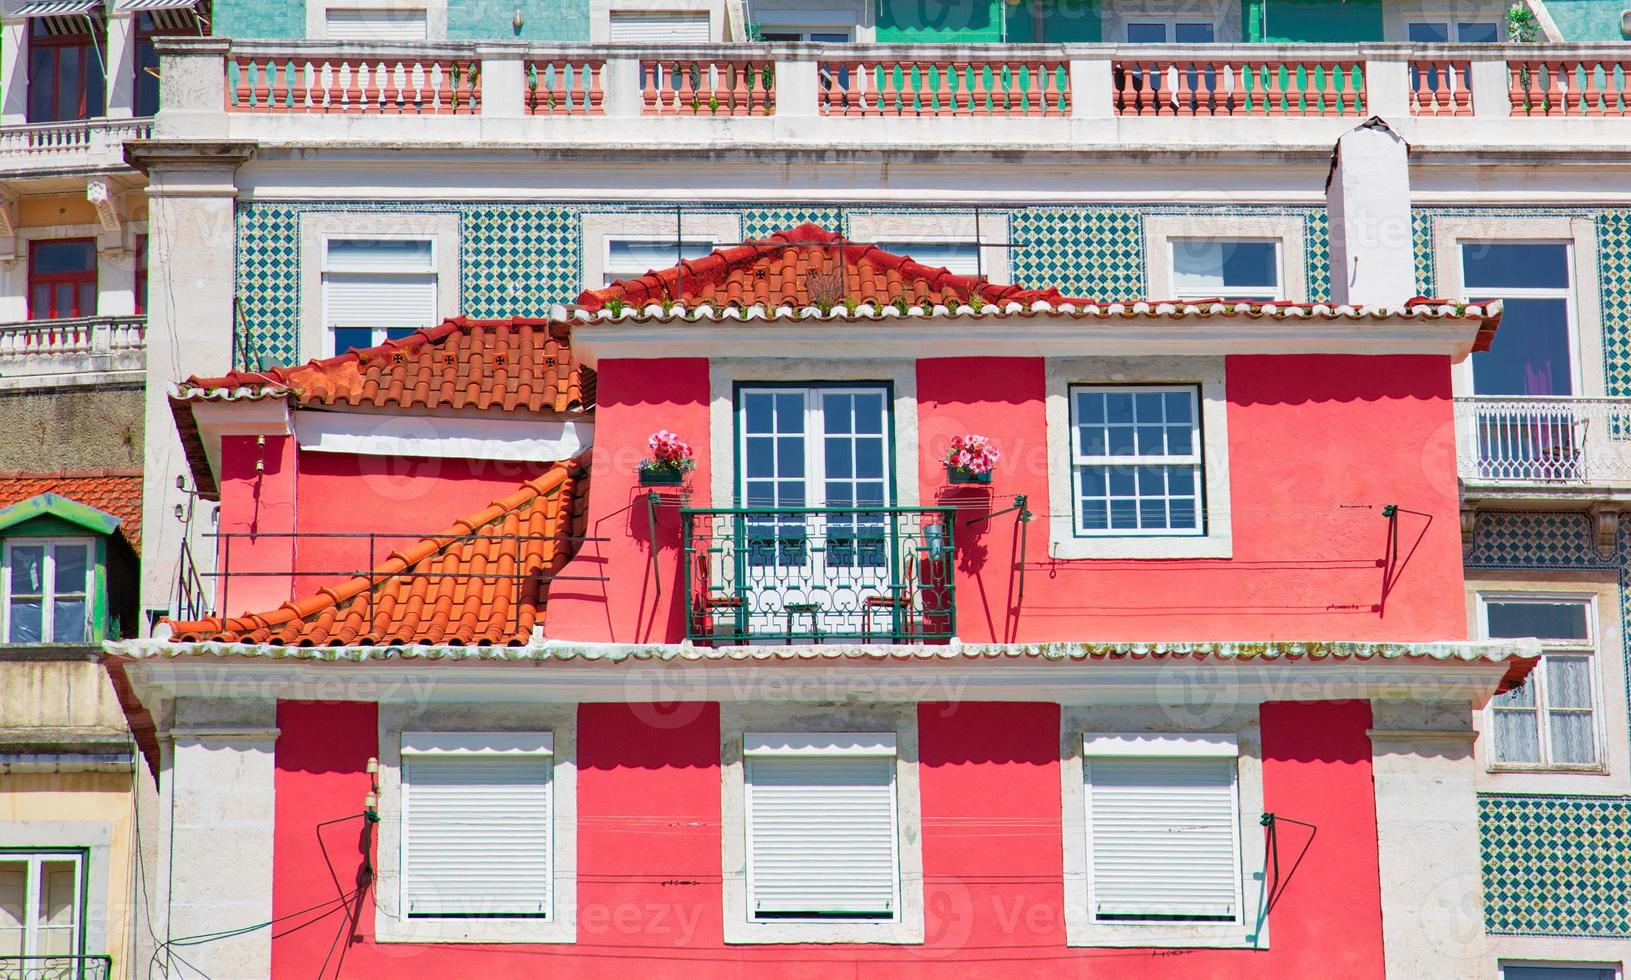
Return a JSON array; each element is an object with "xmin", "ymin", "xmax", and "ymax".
[{"xmin": 944, "ymin": 433, "xmax": 999, "ymax": 475}]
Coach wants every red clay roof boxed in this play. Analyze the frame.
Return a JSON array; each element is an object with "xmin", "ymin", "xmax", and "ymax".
[
  {"xmin": 165, "ymin": 462, "xmax": 587, "ymax": 646},
  {"xmin": 179, "ymin": 317, "xmax": 592, "ymax": 413},
  {"xmin": 576, "ymin": 223, "xmax": 1074, "ymax": 311},
  {"xmin": 0, "ymin": 470, "xmax": 143, "ymax": 553}
]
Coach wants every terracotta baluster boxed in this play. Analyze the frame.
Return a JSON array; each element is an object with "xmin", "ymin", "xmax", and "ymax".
[
  {"xmin": 640, "ymin": 62, "xmax": 658, "ymax": 114},
  {"xmin": 1042, "ymin": 63, "xmax": 1061, "ymax": 116},
  {"xmin": 589, "ymin": 61, "xmax": 605, "ymax": 115},
  {"xmin": 231, "ymin": 58, "xmax": 251, "ymax": 110},
  {"xmin": 250, "ymin": 58, "xmax": 272, "ymax": 112},
  {"xmin": 1582, "ymin": 61, "xmax": 1603, "ymax": 115}
]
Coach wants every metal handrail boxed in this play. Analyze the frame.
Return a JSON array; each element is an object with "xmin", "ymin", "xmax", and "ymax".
[{"xmin": 0, "ymin": 955, "xmax": 114, "ymax": 980}]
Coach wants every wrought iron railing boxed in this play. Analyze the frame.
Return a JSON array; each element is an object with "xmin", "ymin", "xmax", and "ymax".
[
  {"xmin": 0, "ymin": 956, "xmax": 114, "ymax": 980},
  {"xmin": 683, "ymin": 507, "xmax": 955, "ymax": 645},
  {"xmin": 1455, "ymin": 396, "xmax": 1631, "ymax": 485}
]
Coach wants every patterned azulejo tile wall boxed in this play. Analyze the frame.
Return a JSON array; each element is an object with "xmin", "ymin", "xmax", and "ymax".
[
  {"xmin": 1467, "ymin": 512, "xmax": 1631, "ymax": 937},
  {"xmin": 233, "ymin": 201, "xmax": 1334, "ymax": 370}
]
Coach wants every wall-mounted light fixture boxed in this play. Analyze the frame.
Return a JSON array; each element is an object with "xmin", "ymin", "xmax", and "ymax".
[{"xmin": 513, "ymin": 8, "xmax": 525, "ymax": 30}]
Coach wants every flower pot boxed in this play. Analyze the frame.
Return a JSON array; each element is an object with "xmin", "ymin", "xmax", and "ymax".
[
  {"xmin": 947, "ymin": 467, "xmax": 992, "ymax": 485},
  {"xmin": 639, "ymin": 467, "xmax": 687, "ymax": 486}
]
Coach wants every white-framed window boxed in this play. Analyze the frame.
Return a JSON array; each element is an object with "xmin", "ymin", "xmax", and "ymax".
[
  {"xmin": 1171, "ymin": 239, "xmax": 1282, "ymax": 301},
  {"xmin": 1499, "ymin": 963, "xmax": 1621, "ymax": 980},
  {"xmin": 759, "ymin": 25, "xmax": 852, "ymax": 40},
  {"xmin": 1126, "ymin": 20, "xmax": 1216, "ymax": 41},
  {"xmin": 1462, "ymin": 241, "xmax": 1577, "ymax": 397},
  {"xmin": 602, "ymin": 237, "xmax": 717, "ymax": 288},
  {"xmin": 0, "ymin": 851, "xmax": 84, "ymax": 959},
  {"xmin": 321, "ymin": 237, "xmax": 438, "ymax": 356},
  {"xmin": 873, "ymin": 240, "xmax": 981, "ymax": 277},
  {"xmin": 1069, "ymin": 385, "xmax": 1204, "ymax": 537},
  {"xmin": 2, "ymin": 539, "xmax": 91, "ymax": 645},
  {"xmin": 400, "ymin": 732, "xmax": 555, "ymax": 919},
  {"xmin": 1082, "ymin": 734, "xmax": 1244, "ymax": 924},
  {"xmin": 1408, "ymin": 20, "xmax": 1500, "ymax": 41},
  {"xmin": 323, "ymin": 7, "xmax": 431, "ymax": 39},
  {"xmin": 744, "ymin": 733, "xmax": 901, "ymax": 921},
  {"xmin": 608, "ymin": 10, "xmax": 711, "ymax": 40},
  {"xmin": 1482, "ymin": 595, "xmax": 1604, "ymax": 770}
]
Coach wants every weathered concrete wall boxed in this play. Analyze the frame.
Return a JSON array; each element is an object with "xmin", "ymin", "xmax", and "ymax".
[
  {"xmin": 0, "ymin": 385, "xmax": 143, "ymax": 471},
  {"xmin": 0, "ymin": 656, "xmax": 132, "ymax": 730}
]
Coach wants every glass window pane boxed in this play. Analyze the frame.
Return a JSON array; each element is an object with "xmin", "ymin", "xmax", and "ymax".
[
  {"xmin": 9, "ymin": 546, "xmax": 44, "ymax": 595},
  {"xmin": 31, "ymin": 240, "xmax": 97, "ymax": 276},
  {"xmin": 1126, "ymin": 22, "xmax": 1166, "ymax": 41},
  {"xmin": 1462, "ymin": 242, "xmax": 1569, "ymax": 290},
  {"xmin": 1503, "ymin": 967, "xmax": 1619, "ymax": 980},
  {"xmin": 1495, "ymin": 678, "xmax": 1536, "ymax": 708},
  {"xmin": 1493, "ymin": 709, "xmax": 1541, "ymax": 763},
  {"xmin": 1486, "ymin": 601, "xmax": 1589, "ymax": 640},
  {"xmin": 744, "ymin": 393, "xmax": 773, "ymax": 434},
  {"xmin": 52, "ymin": 599, "xmax": 87, "ymax": 643},
  {"xmin": 1173, "ymin": 22, "xmax": 1214, "ymax": 42},
  {"xmin": 1549, "ymin": 711, "xmax": 1597, "ymax": 765},
  {"xmin": 823, "ymin": 394, "xmax": 851, "ymax": 434},
  {"xmin": 1457, "ymin": 21, "xmax": 1499, "ymax": 42},
  {"xmin": 8, "ymin": 599, "xmax": 42, "ymax": 643},
  {"xmin": 875, "ymin": 242, "xmax": 979, "ymax": 276},
  {"xmin": 776, "ymin": 438, "xmax": 804, "ymax": 478},
  {"xmin": 852, "ymin": 394, "xmax": 884, "ymax": 435},
  {"xmin": 775, "ymin": 394, "xmax": 803, "ymax": 433},
  {"xmin": 1470, "ymin": 297, "xmax": 1573, "ymax": 396},
  {"xmin": 52, "ymin": 545, "xmax": 88, "ymax": 595},
  {"xmin": 77, "ymin": 281, "xmax": 97, "ymax": 318},
  {"xmin": 1174, "ymin": 240, "xmax": 1277, "ymax": 292},
  {"xmin": 38, "ymin": 862, "xmax": 76, "ymax": 928},
  {"xmin": 331, "ymin": 327, "xmax": 374, "ymax": 355},
  {"xmin": 1546, "ymin": 656, "xmax": 1594, "ymax": 708},
  {"xmin": 1408, "ymin": 21, "xmax": 1450, "ymax": 41},
  {"xmin": 0, "ymin": 862, "xmax": 22, "ymax": 957}
]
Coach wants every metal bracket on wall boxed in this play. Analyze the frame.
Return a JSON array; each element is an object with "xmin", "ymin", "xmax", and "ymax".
[{"xmin": 966, "ymin": 494, "xmax": 1033, "ymax": 600}]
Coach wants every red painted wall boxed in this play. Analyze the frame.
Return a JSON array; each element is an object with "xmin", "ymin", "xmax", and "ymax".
[
  {"xmin": 547, "ymin": 357, "xmax": 713, "ymax": 643},
  {"xmin": 270, "ymin": 698, "xmax": 1383, "ymax": 978},
  {"xmin": 215, "ymin": 434, "xmax": 297, "ymax": 616}
]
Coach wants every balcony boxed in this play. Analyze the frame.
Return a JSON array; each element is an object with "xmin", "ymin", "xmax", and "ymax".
[
  {"xmin": 0, "ymin": 118, "xmax": 152, "ymax": 177},
  {"xmin": 683, "ymin": 507, "xmax": 956, "ymax": 645},
  {"xmin": 0, "ymin": 956, "xmax": 114, "ymax": 980},
  {"xmin": 0, "ymin": 315, "xmax": 147, "ymax": 391},
  {"xmin": 152, "ymin": 38, "xmax": 1631, "ymax": 152},
  {"xmin": 1456, "ymin": 396, "xmax": 1631, "ymax": 499}
]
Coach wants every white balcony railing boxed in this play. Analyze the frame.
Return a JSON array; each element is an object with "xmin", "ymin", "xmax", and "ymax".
[
  {"xmin": 0, "ymin": 315, "xmax": 147, "ymax": 390},
  {"xmin": 0, "ymin": 118, "xmax": 153, "ymax": 174},
  {"xmin": 151, "ymin": 38, "xmax": 1631, "ymax": 150},
  {"xmin": 1456, "ymin": 396, "xmax": 1631, "ymax": 487}
]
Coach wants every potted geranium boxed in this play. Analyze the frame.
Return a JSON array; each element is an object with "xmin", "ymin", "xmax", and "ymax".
[
  {"xmin": 944, "ymin": 434, "xmax": 999, "ymax": 484},
  {"xmin": 639, "ymin": 430, "xmax": 695, "ymax": 485}
]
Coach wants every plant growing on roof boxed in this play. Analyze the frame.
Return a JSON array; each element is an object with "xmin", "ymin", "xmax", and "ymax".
[
  {"xmin": 944, "ymin": 434, "xmax": 1000, "ymax": 485},
  {"xmin": 605, "ymin": 297, "xmax": 627, "ymax": 316},
  {"xmin": 640, "ymin": 430, "xmax": 696, "ymax": 485}
]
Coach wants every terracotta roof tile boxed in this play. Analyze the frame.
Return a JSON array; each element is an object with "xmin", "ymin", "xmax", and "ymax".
[
  {"xmin": 577, "ymin": 223, "xmax": 1071, "ymax": 311},
  {"xmin": 0, "ymin": 470, "xmax": 143, "ymax": 552},
  {"xmin": 178, "ymin": 317, "xmax": 593, "ymax": 414},
  {"xmin": 164, "ymin": 462, "xmax": 588, "ymax": 646}
]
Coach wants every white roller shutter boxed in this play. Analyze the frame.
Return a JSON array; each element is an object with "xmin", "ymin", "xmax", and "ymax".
[
  {"xmin": 745, "ymin": 733, "xmax": 898, "ymax": 918},
  {"xmin": 608, "ymin": 11, "xmax": 710, "ymax": 41},
  {"xmin": 402, "ymin": 734, "xmax": 553, "ymax": 918},
  {"xmin": 1085, "ymin": 751, "xmax": 1242, "ymax": 921},
  {"xmin": 324, "ymin": 8, "xmax": 430, "ymax": 41},
  {"xmin": 322, "ymin": 238, "xmax": 437, "ymax": 330}
]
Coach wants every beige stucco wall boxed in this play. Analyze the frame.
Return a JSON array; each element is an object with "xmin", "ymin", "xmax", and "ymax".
[{"xmin": 0, "ymin": 386, "xmax": 143, "ymax": 471}]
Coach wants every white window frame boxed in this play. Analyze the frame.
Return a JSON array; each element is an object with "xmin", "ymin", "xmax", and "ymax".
[
  {"xmin": 372, "ymin": 705, "xmax": 576, "ymax": 944},
  {"xmin": 1396, "ymin": 15, "xmax": 1505, "ymax": 42},
  {"xmin": 1479, "ymin": 592, "xmax": 1607, "ymax": 773},
  {"xmin": 594, "ymin": 0, "xmax": 722, "ymax": 42},
  {"xmin": 720, "ymin": 704, "xmax": 923, "ymax": 944},
  {"xmin": 1455, "ymin": 238, "xmax": 1581, "ymax": 398},
  {"xmin": 298, "ymin": 212, "xmax": 460, "ymax": 362},
  {"xmin": 0, "ymin": 850, "xmax": 84, "ymax": 961},
  {"xmin": 1123, "ymin": 19, "xmax": 1218, "ymax": 41},
  {"xmin": 872, "ymin": 239, "xmax": 984, "ymax": 278},
  {"xmin": 743, "ymin": 733, "xmax": 901, "ymax": 923},
  {"xmin": 1, "ymin": 538, "xmax": 92, "ymax": 645},
  {"xmin": 1069, "ymin": 384, "xmax": 1205, "ymax": 539},
  {"xmin": 320, "ymin": 234, "xmax": 439, "ymax": 357},
  {"xmin": 579, "ymin": 212, "xmax": 740, "ymax": 293},
  {"xmin": 848, "ymin": 211, "xmax": 1011, "ymax": 284},
  {"xmin": 736, "ymin": 384, "xmax": 894, "ymax": 507},
  {"xmin": 1061, "ymin": 709, "xmax": 1268, "ymax": 948},
  {"xmin": 601, "ymin": 234, "xmax": 719, "ymax": 289},
  {"xmin": 308, "ymin": 0, "xmax": 447, "ymax": 39},
  {"xmin": 1144, "ymin": 215, "xmax": 1304, "ymax": 303},
  {"xmin": 1102, "ymin": 0, "xmax": 1242, "ymax": 44},
  {"xmin": 1047, "ymin": 357, "xmax": 1232, "ymax": 560},
  {"xmin": 1169, "ymin": 238, "xmax": 1284, "ymax": 302},
  {"xmin": 746, "ymin": 0, "xmax": 870, "ymax": 41}
]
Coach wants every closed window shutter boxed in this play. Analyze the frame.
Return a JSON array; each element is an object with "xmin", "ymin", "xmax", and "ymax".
[
  {"xmin": 325, "ymin": 8, "xmax": 430, "ymax": 40},
  {"xmin": 1086, "ymin": 757, "xmax": 1240, "ymax": 920},
  {"xmin": 608, "ymin": 11, "xmax": 710, "ymax": 41},
  {"xmin": 323, "ymin": 273, "xmax": 437, "ymax": 329},
  {"xmin": 403, "ymin": 755, "xmax": 552, "ymax": 917}
]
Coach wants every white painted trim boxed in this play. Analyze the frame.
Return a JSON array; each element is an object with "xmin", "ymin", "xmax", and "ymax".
[
  {"xmin": 579, "ymin": 210, "xmax": 739, "ymax": 293},
  {"xmin": 298, "ymin": 211, "xmax": 460, "ymax": 363},
  {"xmin": 374, "ymin": 703, "xmax": 576, "ymax": 944},
  {"xmin": 747, "ymin": 0, "xmax": 872, "ymax": 41},
  {"xmin": 1082, "ymin": 731, "xmax": 1239, "ymax": 757},
  {"xmin": 572, "ymin": 317, "xmax": 1491, "ymax": 369},
  {"xmin": 1061, "ymin": 705, "xmax": 1266, "ymax": 948},
  {"xmin": 1103, "ymin": 0, "xmax": 1242, "ymax": 43},
  {"xmin": 1045, "ymin": 357, "xmax": 1232, "ymax": 559},
  {"xmin": 0, "ymin": 821, "xmax": 112, "ymax": 962},
  {"xmin": 308, "ymin": 0, "xmax": 447, "ymax": 40},
  {"xmin": 846, "ymin": 211, "xmax": 1011, "ymax": 284},
  {"xmin": 401, "ymin": 731, "xmax": 554, "ymax": 755},
  {"xmin": 185, "ymin": 398, "xmax": 293, "ymax": 487},
  {"xmin": 721, "ymin": 702, "xmax": 923, "ymax": 944},
  {"xmin": 592, "ymin": 0, "xmax": 723, "ymax": 41},
  {"xmin": 293, "ymin": 410, "xmax": 594, "ymax": 463},
  {"xmin": 745, "ymin": 731, "xmax": 897, "ymax": 756}
]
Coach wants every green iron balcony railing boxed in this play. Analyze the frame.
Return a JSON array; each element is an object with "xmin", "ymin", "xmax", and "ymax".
[
  {"xmin": 683, "ymin": 506, "xmax": 956, "ymax": 645},
  {"xmin": 0, "ymin": 956, "xmax": 114, "ymax": 980}
]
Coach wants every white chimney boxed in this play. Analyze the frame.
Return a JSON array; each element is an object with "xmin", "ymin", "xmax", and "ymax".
[{"xmin": 1325, "ymin": 118, "xmax": 1415, "ymax": 308}]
